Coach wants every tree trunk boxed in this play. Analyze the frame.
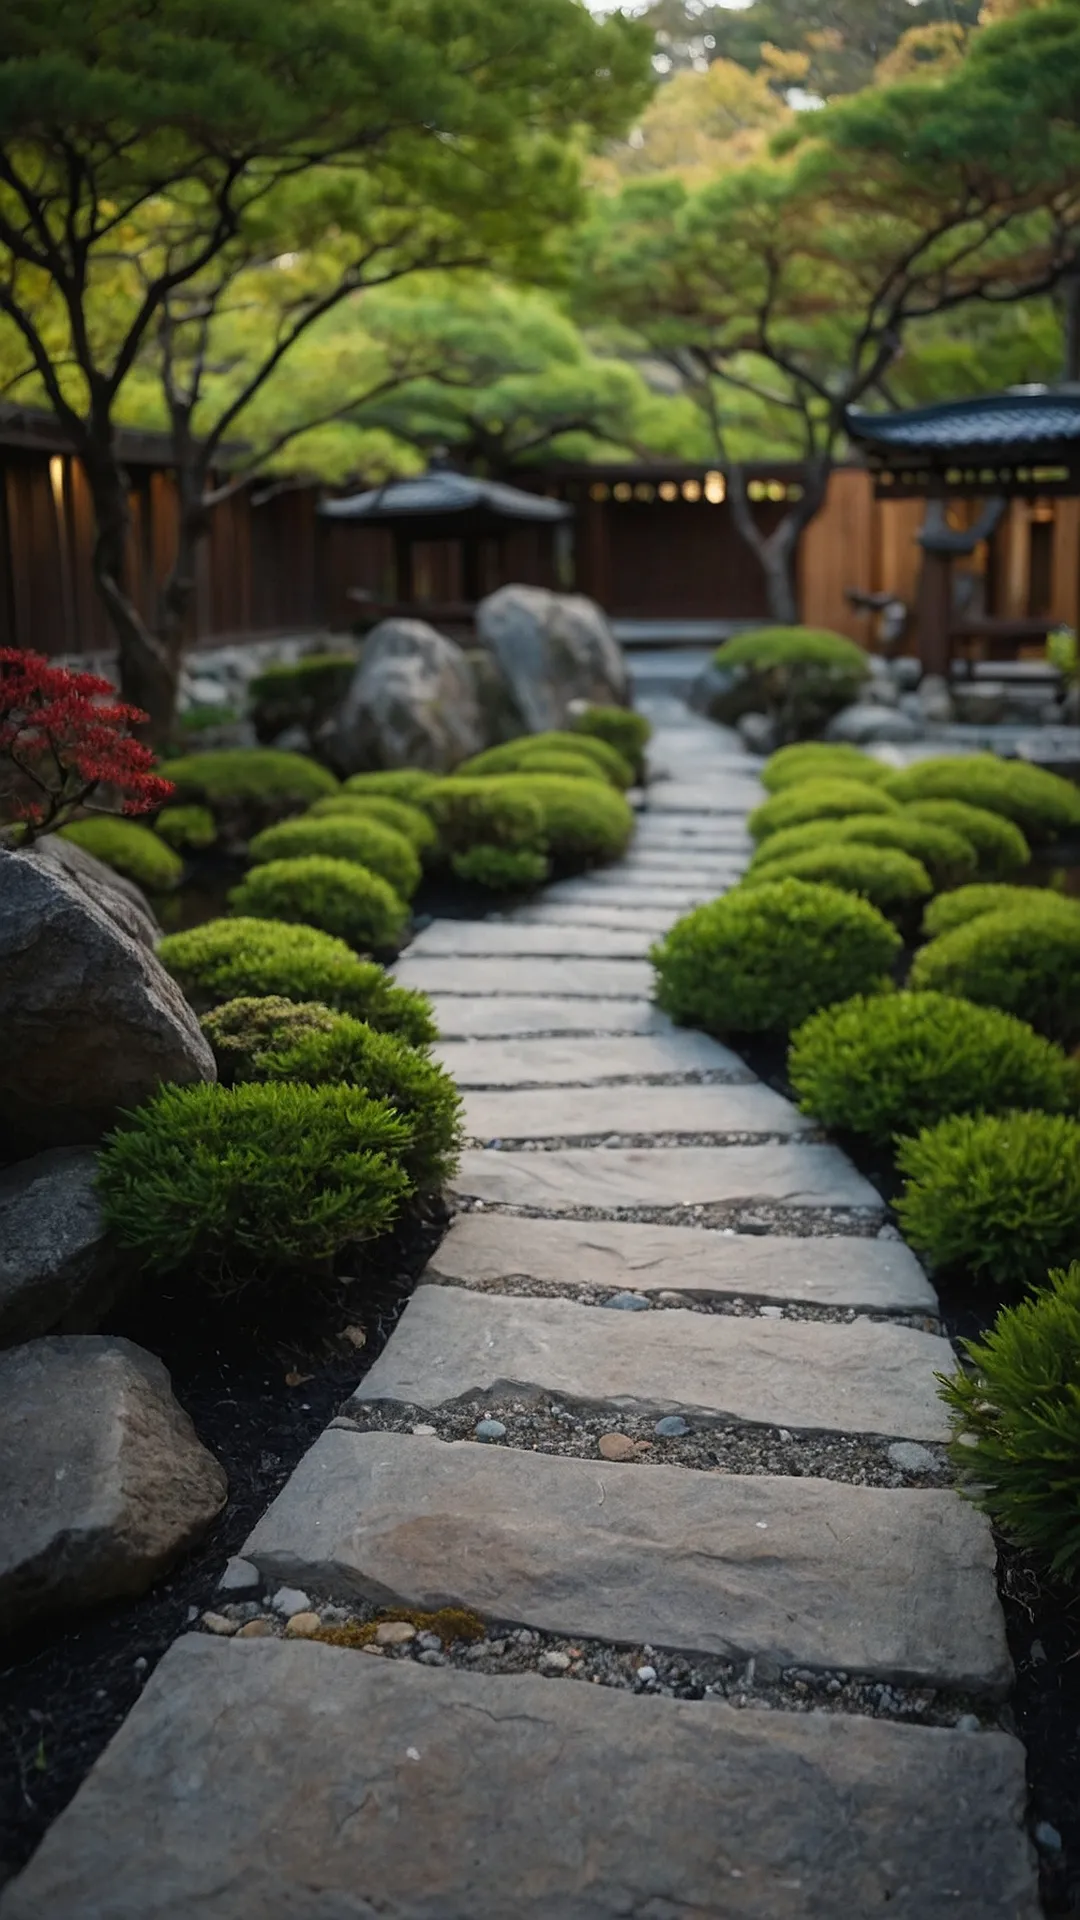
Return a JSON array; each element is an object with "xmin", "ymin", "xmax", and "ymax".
[
  {"xmin": 1061, "ymin": 272, "xmax": 1080, "ymax": 383},
  {"xmin": 81, "ymin": 444, "xmax": 177, "ymax": 742},
  {"xmin": 725, "ymin": 457, "xmax": 832, "ymax": 625}
]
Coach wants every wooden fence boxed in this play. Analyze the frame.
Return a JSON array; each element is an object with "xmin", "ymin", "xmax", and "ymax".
[{"xmin": 2, "ymin": 411, "xmax": 1077, "ymax": 657}]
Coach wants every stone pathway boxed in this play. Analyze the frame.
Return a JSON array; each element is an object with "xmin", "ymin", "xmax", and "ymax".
[{"xmin": 2, "ymin": 712, "xmax": 1039, "ymax": 1918}]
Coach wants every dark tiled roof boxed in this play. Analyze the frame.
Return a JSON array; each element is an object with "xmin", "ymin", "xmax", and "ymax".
[
  {"xmin": 846, "ymin": 391, "xmax": 1080, "ymax": 454},
  {"xmin": 320, "ymin": 470, "xmax": 571, "ymax": 523}
]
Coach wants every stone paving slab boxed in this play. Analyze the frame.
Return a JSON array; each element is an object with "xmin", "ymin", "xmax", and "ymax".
[
  {"xmin": 2, "ymin": 1638, "xmax": 1037, "ymax": 1920},
  {"xmin": 604, "ymin": 864, "xmax": 745, "ymax": 890},
  {"xmin": 244, "ymin": 1430, "xmax": 1008, "ymax": 1692},
  {"xmin": 463, "ymin": 1082, "xmax": 811, "ymax": 1142},
  {"xmin": 541, "ymin": 881, "xmax": 714, "ymax": 909},
  {"xmin": 453, "ymin": 1142, "xmax": 881, "ymax": 1212},
  {"xmin": 433, "ymin": 1030, "xmax": 751, "ymax": 1087},
  {"xmin": 618, "ymin": 849, "xmax": 749, "ymax": 871},
  {"xmin": 394, "ymin": 956, "xmax": 654, "ymax": 999},
  {"xmin": 648, "ymin": 783, "xmax": 765, "ymax": 814},
  {"xmin": 510, "ymin": 903, "xmax": 681, "ymax": 934},
  {"xmin": 426, "ymin": 1213, "xmax": 938, "ymax": 1312},
  {"xmin": 634, "ymin": 822, "xmax": 754, "ymax": 847},
  {"xmin": 427, "ymin": 996, "xmax": 670, "ymax": 1038},
  {"xmin": 407, "ymin": 921, "xmax": 649, "ymax": 959},
  {"xmin": 352, "ymin": 1286, "xmax": 954, "ymax": 1440}
]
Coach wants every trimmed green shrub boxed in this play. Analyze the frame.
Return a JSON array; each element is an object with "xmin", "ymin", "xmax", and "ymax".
[
  {"xmin": 248, "ymin": 814, "xmax": 420, "ymax": 900},
  {"xmin": 903, "ymin": 798, "xmax": 1030, "ymax": 878},
  {"xmin": 761, "ymin": 742, "xmax": 891, "ymax": 792},
  {"xmin": 159, "ymin": 748, "xmax": 337, "ymax": 838},
  {"xmin": 740, "ymin": 843, "xmax": 932, "ymax": 920},
  {"xmin": 896, "ymin": 1111, "xmax": 1080, "ymax": 1288},
  {"xmin": 789, "ymin": 991, "xmax": 1079, "ymax": 1147},
  {"xmin": 910, "ymin": 905, "xmax": 1080, "ymax": 1045},
  {"xmin": 228, "ymin": 855, "xmax": 407, "ymax": 951},
  {"xmin": 428, "ymin": 778, "xmax": 546, "ymax": 856},
  {"xmin": 59, "ymin": 818, "xmax": 183, "ymax": 891},
  {"xmin": 884, "ymin": 754, "xmax": 1080, "ymax": 843},
  {"xmin": 498, "ymin": 773, "xmax": 635, "ymax": 867},
  {"xmin": 154, "ymin": 804, "xmax": 217, "ymax": 852},
  {"xmin": 650, "ymin": 878, "xmax": 900, "ymax": 1036},
  {"xmin": 342, "ymin": 770, "xmax": 439, "ymax": 806},
  {"xmin": 749, "ymin": 777, "xmax": 899, "ymax": 842},
  {"xmin": 459, "ymin": 731, "xmax": 633, "ymax": 789},
  {"xmin": 97, "ymin": 1080, "xmax": 412, "ymax": 1294},
  {"xmin": 451, "ymin": 844, "xmax": 550, "ymax": 890},
  {"xmin": 571, "ymin": 705, "xmax": 651, "ymax": 780},
  {"xmin": 306, "ymin": 793, "xmax": 437, "ymax": 855},
  {"xmin": 939, "ymin": 1262, "xmax": 1080, "ymax": 1579},
  {"xmin": 248, "ymin": 653, "xmax": 355, "ymax": 743},
  {"xmin": 749, "ymin": 812, "xmax": 975, "ymax": 889},
  {"xmin": 483, "ymin": 748, "xmax": 610, "ymax": 783},
  {"xmin": 922, "ymin": 883, "xmax": 1080, "ymax": 941},
  {"xmin": 201, "ymin": 997, "xmax": 462, "ymax": 1190},
  {"xmin": 158, "ymin": 917, "xmax": 435, "ymax": 1043},
  {"xmin": 712, "ymin": 627, "xmax": 869, "ymax": 743}
]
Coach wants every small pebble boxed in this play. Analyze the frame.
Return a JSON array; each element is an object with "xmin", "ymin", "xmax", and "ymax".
[
  {"xmin": 887, "ymin": 1442, "xmax": 940, "ymax": 1475},
  {"xmin": 200, "ymin": 1612, "xmax": 238, "ymax": 1637},
  {"xmin": 271, "ymin": 1586, "xmax": 311, "ymax": 1619},
  {"xmin": 417, "ymin": 1649, "xmax": 448, "ymax": 1667},
  {"xmin": 539, "ymin": 1650, "xmax": 572, "ymax": 1673},
  {"xmin": 954, "ymin": 1714, "xmax": 981, "ymax": 1734},
  {"xmin": 218, "ymin": 1555, "xmax": 261, "ymax": 1595},
  {"xmin": 186, "ymin": 1605, "xmax": 199, "ymax": 1624},
  {"xmin": 1034, "ymin": 1821, "xmax": 1063, "ymax": 1854},
  {"xmin": 758, "ymin": 1305, "xmax": 783, "ymax": 1319},
  {"xmin": 376, "ymin": 1621, "xmax": 418, "ymax": 1647},
  {"xmin": 416, "ymin": 1631, "xmax": 443, "ymax": 1653},
  {"xmin": 654, "ymin": 1416, "xmax": 690, "ymax": 1438},
  {"xmin": 412, "ymin": 1424, "xmax": 438, "ymax": 1437},
  {"xmin": 636, "ymin": 1665, "xmax": 658, "ymax": 1684},
  {"xmin": 236, "ymin": 1619, "xmax": 274, "ymax": 1639},
  {"xmin": 604, "ymin": 1292, "xmax": 649, "ymax": 1312},
  {"xmin": 284, "ymin": 1612, "xmax": 322, "ymax": 1639},
  {"xmin": 598, "ymin": 1433, "xmax": 637, "ymax": 1462},
  {"xmin": 475, "ymin": 1419, "xmax": 507, "ymax": 1441}
]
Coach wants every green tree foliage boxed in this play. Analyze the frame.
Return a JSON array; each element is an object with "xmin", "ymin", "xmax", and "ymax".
[
  {"xmin": 0, "ymin": 0, "xmax": 651, "ymax": 736},
  {"xmin": 637, "ymin": 2, "xmax": 982, "ymax": 97}
]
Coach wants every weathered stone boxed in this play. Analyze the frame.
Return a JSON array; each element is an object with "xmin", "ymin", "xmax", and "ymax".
[
  {"xmin": 825, "ymin": 702, "xmax": 922, "ymax": 746},
  {"xmin": 0, "ymin": 1337, "xmax": 227, "ymax": 1633},
  {"xmin": 2, "ymin": 1638, "xmax": 1036, "ymax": 1919},
  {"xmin": 29, "ymin": 836, "xmax": 161, "ymax": 948},
  {"xmin": 407, "ymin": 920, "xmax": 650, "ymax": 959},
  {"xmin": 461, "ymin": 645, "xmax": 525, "ymax": 743},
  {"xmin": 244, "ymin": 1429, "xmax": 1009, "ymax": 1691},
  {"xmin": 425, "ymin": 1213, "xmax": 937, "ymax": 1312},
  {"xmin": 452, "ymin": 1142, "xmax": 881, "ymax": 1212},
  {"xmin": 433, "ymin": 1028, "xmax": 750, "ymax": 1087},
  {"xmin": 510, "ymin": 902, "xmax": 685, "ymax": 934},
  {"xmin": 0, "ymin": 849, "xmax": 215, "ymax": 1153},
  {"xmin": 353, "ymin": 1286, "xmax": 954, "ymax": 1440},
  {"xmin": 426, "ymin": 995, "xmax": 669, "ymax": 1039},
  {"xmin": 325, "ymin": 619, "xmax": 484, "ymax": 775},
  {"xmin": 476, "ymin": 585, "xmax": 628, "ymax": 732},
  {"xmin": 540, "ymin": 878, "xmax": 715, "ymax": 908},
  {"xmin": 0, "ymin": 1148, "xmax": 124, "ymax": 1348},
  {"xmin": 647, "ymin": 781, "xmax": 764, "ymax": 814},
  {"xmin": 463, "ymin": 1082, "xmax": 811, "ymax": 1141},
  {"xmin": 393, "ymin": 955, "xmax": 653, "ymax": 999}
]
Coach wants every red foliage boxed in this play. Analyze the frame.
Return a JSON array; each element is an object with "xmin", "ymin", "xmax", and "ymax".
[{"xmin": 0, "ymin": 648, "xmax": 174, "ymax": 839}]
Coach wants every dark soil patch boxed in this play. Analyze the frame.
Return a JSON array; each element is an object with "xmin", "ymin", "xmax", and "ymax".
[{"xmin": 0, "ymin": 1193, "xmax": 450, "ymax": 1888}]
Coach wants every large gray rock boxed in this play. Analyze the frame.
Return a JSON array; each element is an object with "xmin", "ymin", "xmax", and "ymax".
[
  {"xmin": 825, "ymin": 702, "xmax": 922, "ymax": 746},
  {"xmin": 245, "ymin": 1429, "xmax": 1009, "ymax": 1691},
  {"xmin": 326, "ymin": 618, "xmax": 484, "ymax": 774},
  {"xmin": 28, "ymin": 834, "xmax": 160, "ymax": 947},
  {"xmin": 354, "ymin": 1285, "xmax": 954, "ymax": 1440},
  {"xmin": 0, "ymin": 1337, "xmax": 227, "ymax": 1633},
  {"xmin": 0, "ymin": 848, "xmax": 214, "ymax": 1153},
  {"xmin": 476, "ymin": 585, "xmax": 629, "ymax": 732},
  {"xmin": 0, "ymin": 1149, "xmax": 122, "ymax": 1348},
  {"xmin": 1, "ymin": 1639, "xmax": 1037, "ymax": 1919}
]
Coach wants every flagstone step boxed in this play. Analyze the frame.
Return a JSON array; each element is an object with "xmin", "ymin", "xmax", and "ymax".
[
  {"xmin": 2, "ymin": 1639, "xmax": 1036, "ymax": 1920},
  {"xmin": 462, "ymin": 1082, "xmax": 811, "ymax": 1142},
  {"xmin": 427, "ymin": 996, "xmax": 669, "ymax": 1038},
  {"xmin": 426, "ymin": 1213, "xmax": 938, "ymax": 1312},
  {"xmin": 618, "ymin": 850, "xmax": 749, "ymax": 873},
  {"xmin": 509, "ymin": 903, "xmax": 685, "ymax": 933},
  {"xmin": 540, "ymin": 885, "xmax": 712, "ymax": 911},
  {"xmin": 453, "ymin": 1142, "xmax": 881, "ymax": 1212},
  {"xmin": 407, "ymin": 921, "xmax": 650, "ymax": 959},
  {"xmin": 243, "ymin": 1430, "xmax": 1008, "ymax": 1692},
  {"xmin": 394, "ymin": 956, "xmax": 654, "ymax": 998},
  {"xmin": 434, "ymin": 1029, "xmax": 751, "ymax": 1087},
  {"xmin": 648, "ymin": 783, "xmax": 765, "ymax": 813},
  {"xmin": 352, "ymin": 1286, "xmax": 954, "ymax": 1441}
]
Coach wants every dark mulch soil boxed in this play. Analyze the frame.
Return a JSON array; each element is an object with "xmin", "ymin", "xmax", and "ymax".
[{"xmin": 0, "ymin": 1193, "xmax": 450, "ymax": 1888}]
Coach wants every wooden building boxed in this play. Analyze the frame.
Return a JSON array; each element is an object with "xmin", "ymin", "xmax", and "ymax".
[{"xmin": 3, "ymin": 404, "xmax": 1077, "ymax": 659}]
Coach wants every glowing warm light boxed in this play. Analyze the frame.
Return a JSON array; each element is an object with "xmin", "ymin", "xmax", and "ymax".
[
  {"xmin": 613, "ymin": 481, "xmax": 632, "ymax": 501},
  {"xmin": 658, "ymin": 481, "xmax": 678, "ymax": 501},
  {"xmin": 48, "ymin": 456, "xmax": 65, "ymax": 509},
  {"xmin": 704, "ymin": 470, "xmax": 725, "ymax": 503},
  {"xmin": 682, "ymin": 479, "xmax": 701, "ymax": 502}
]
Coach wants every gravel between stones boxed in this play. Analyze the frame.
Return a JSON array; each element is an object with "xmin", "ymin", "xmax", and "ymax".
[
  {"xmin": 335, "ymin": 1397, "xmax": 951, "ymax": 1490},
  {"xmin": 467, "ymin": 1130, "xmax": 825, "ymax": 1150},
  {"xmin": 456, "ymin": 1197, "xmax": 885, "ymax": 1236},
  {"xmin": 434, "ymin": 1272, "xmax": 940, "ymax": 1331},
  {"xmin": 193, "ymin": 1594, "xmax": 1001, "ymax": 1735}
]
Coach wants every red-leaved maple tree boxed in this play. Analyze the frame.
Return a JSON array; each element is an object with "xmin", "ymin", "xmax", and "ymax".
[{"xmin": 0, "ymin": 649, "xmax": 174, "ymax": 842}]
